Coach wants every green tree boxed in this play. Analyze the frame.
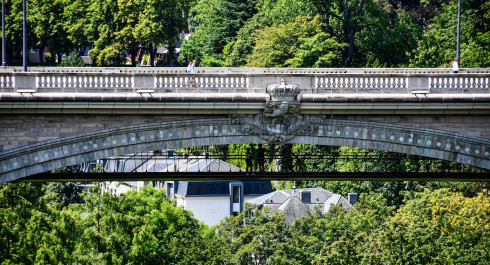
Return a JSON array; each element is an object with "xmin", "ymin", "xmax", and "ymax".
[
  {"xmin": 380, "ymin": 189, "xmax": 490, "ymax": 264},
  {"xmin": 28, "ymin": 0, "xmax": 71, "ymax": 64},
  {"xmin": 135, "ymin": 0, "xmax": 189, "ymax": 67},
  {"xmin": 246, "ymin": 16, "xmax": 345, "ymax": 67},
  {"xmin": 63, "ymin": 0, "xmax": 92, "ymax": 50},
  {"xmin": 59, "ymin": 50, "xmax": 85, "ymax": 67},
  {"xmin": 181, "ymin": 0, "xmax": 258, "ymax": 66},
  {"xmin": 214, "ymin": 203, "xmax": 290, "ymax": 264},
  {"xmin": 409, "ymin": 0, "xmax": 490, "ymax": 68}
]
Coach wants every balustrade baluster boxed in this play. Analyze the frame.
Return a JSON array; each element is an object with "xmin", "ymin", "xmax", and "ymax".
[
  {"xmin": 89, "ymin": 76, "xmax": 95, "ymax": 88},
  {"xmin": 393, "ymin": 77, "xmax": 399, "ymax": 88},
  {"xmin": 474, "ymin": 77, "xmax": 480, "ymax": 89},
  {"xmin": 116, "ymin": 76, "xmax": 121, "ymax": 88},
  {"xmin": 211, "ymin": 77, "xmax": 216, "ymax": 88},
  {"xmin": 236, "ymin": 77, "xmax": 241, "ymax": 89},
  {"xmin": 80, "ymin": 76, "xmax": 86, "ymax": 88},
  {"xmin": 215, "ymin": 77, "xmax": 220, "ymax": 89},
  {"xmin": 59, "ymin": 76, "xmax": 64, "ymax": 88},
  {"xmin": 365, "ymin": 77, "xmax": 371, "ymax": 89},
  {"xmin": 101, "ymin": 76, "xmax": 107, "ymax": 88},
  {"xmin": 225, "ymin": 77, "xmax": 231, "ymax": 88},
  {"xmin": 170, "ymin": 76, "xmax": 176, "ymax": 88},
  {"xmin": 354, "ymin": 77, "xmax": 360, "ymax": 89},
  {"xmin": 198, "ymin": 76, "xmax": 203, "ymax": 88},
  {"xmin": 70, "ymin": 76, "xmax": 76, "ymax": 88},
  {"xmin": 243, "ymin": 77, "xmax": 248, "ymax": 88},
  {"xmin": 201, "ymin": 77, "xmax": 207, "ymax": 88},
  {"xmin": 181, "ymin": 76, "xmax": 186, "ymax": 88},
  {"xmin": 434, "ymin": 77, "xmax": 440, "ymax": 89},
  {"xmin": 8, "ymin": 75, "xmax": 13, "ymax": 88},
  {"xmin": 54, "ymin": 76, "xmax": 59, "ymax": 88},
  {"xmin": 108, "ymin": 76, "xmax": 114, "ymax": 88},
  {"xmin": 389, "ymin": 77, "xmax": 394, "ymax": 88},
  {"xmin": 481, "ymin": 77, "xmax": 487, "ymax": 89},
  {"xmin": 440, "ymin": 77, "xmax": 446, "ymax": 89},
  {"xmin": 155, "ymin": 76, "xmax": 161, "ymax": 88},
  {"xmin": 334, "ymin": 77, "xmax": 340, "ymax": 89},
  {"xmin": 374, "ymin": 77, "xmax": 379, "ymax": 89},
  {"xmin": 74, "ymin": 76, "xmax": 81, "ymax": 88},
  {"xmin": 450, "ymin": 77, "xmax": 455, "ymax": 89},
  {"xmin": 94, "ymin": 76, "xmax": 100, "ymax": 88},
  {"xmin": 360, "ymin": 77, "xmax": 366, "ymax": 89}
]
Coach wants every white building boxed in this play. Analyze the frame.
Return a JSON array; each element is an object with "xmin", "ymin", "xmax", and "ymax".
[
  {"xmin": 85, "ymin": 150, "xmax": 273, "ymax": 226},
  {"xmin": 247, "ymin": 188, "xmax": 357, "ymax": 223},
  {"xmin": 166, "ymin": 180, "xmax": 273, "ymax": 227}
]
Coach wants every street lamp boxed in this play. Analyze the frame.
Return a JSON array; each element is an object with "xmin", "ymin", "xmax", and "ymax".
[
  {"xmin": 456, "ymin": 0, "xmax": 461, "ymax": 63},
  {"xmin": 23, "ymin": 0, "xmax": 27, "ymax": 71},
  {"xmin": 2, "ymin": 0, "xmax": 5, "ymax": 66}
]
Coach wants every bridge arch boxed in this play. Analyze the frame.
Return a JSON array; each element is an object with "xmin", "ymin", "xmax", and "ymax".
[{"xmin": 1, "ymin": 117, "xmax": 489, "ymax": 183}]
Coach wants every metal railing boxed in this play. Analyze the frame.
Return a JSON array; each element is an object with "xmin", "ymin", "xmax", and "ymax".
[{"xmin": 55, "ymin": 154, "xmax": 489, "ymax": 174}]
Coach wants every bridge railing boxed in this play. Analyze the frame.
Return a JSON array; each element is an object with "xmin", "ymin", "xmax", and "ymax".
[
  {"xmin": 0, "ymin": 70, "xmax": 488, "ymax": 94},
  {"xmin": 2, "ymin": 66, "xmax": 490, "ymax": 74}
]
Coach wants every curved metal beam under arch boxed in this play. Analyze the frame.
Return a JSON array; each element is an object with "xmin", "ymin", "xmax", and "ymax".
[{"xmin": 1, "ymin": 117, "xmax": 489, "ymax": 183}]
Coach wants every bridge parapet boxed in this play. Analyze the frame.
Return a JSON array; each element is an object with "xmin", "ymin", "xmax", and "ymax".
[
  {"xmin": 2, "ymin": 66, "xmax": 490, "ymax": 74},
  {"xmin": 0, "ymin": 70, "xmax": 488, "ymax": 94}
]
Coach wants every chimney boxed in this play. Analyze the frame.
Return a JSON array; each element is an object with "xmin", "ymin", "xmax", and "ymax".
[{"xmin": 348, "ymin": 193, "xmax": 358, "ymax": 205}]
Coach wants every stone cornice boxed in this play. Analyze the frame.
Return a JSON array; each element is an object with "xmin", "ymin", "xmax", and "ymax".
[
  {"xmin": 1, "ymin": 93, "xmax": 490, "ymax": 102},
  {"xmin": 0, "ymin": 93, "xmax": 489, "ymax": 115}
]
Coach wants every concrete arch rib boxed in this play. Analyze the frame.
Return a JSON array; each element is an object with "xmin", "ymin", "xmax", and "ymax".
[{"xmin": 1, "ymin": 117, "xmax": 489, "ymax": 183}]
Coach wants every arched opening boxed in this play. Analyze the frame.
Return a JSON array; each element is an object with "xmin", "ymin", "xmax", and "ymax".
[{"xmin": 1, "ymin": 117, "xmax": 489, "ymax": 183}]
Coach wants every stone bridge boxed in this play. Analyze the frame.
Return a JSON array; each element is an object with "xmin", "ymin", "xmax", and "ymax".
[{"xmin": 0, "ymin": 67, "xmax": 489, "ymax": 182}]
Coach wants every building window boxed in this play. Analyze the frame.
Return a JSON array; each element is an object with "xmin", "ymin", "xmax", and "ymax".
[
  {"xmin": 301, "ymin": 191, "xmax": 311, "ymax": 204},
  {"xmin": 167, "ymin": 183, "xmax": 174, "ymax": 198},
  {"xmin": 233, "ymin": 186, "xmax": 240, "ymax": 203}
]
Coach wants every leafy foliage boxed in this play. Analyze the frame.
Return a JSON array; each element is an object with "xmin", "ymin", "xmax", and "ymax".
[
  {"xmin": 409, "ymin": 0, "xmax": 490, "ymax": 67},
  {"xmin": 1, "ymin": 181, "xmax": 488, "ymax": 264},
  {"xmin": 60, "ymin": 51, "xmax": 85, "ymax": 67}
]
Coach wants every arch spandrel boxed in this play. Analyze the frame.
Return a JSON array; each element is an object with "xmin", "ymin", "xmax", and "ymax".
[{"xmin": 0, "ymin": 117, "xmax": 489, "ymax": 183}]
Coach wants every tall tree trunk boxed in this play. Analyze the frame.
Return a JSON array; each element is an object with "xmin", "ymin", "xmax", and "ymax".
[
  {"xmin": 149, "ymin": 44, "xmax": 155, "ymax": 67},
  {"xmin": 138, "ymin": 49, "xmax": 145, "ymax": 65},
  {"xmin": 38, "ymin": 44, "xmax": 44, "ymax": 64},
  {"xmin": 168, "ymin": 45, "xmax": 176, "ymax": 66},
  {"xmin": 130, "ymin": 43, "xmax": 137, "ymax": 67},
  {"xmin": 343, "ymin": 28, "xmax": 355, "ymax": 67}
]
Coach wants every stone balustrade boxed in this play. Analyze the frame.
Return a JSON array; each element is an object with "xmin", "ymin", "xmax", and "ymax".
[
  {"xmin": 0, "ymin": 69, "xmax": 488, "ymax": 94},
  {"xmin": 2, "ymin": 66, "xmax": 490, "ymax": 74}
]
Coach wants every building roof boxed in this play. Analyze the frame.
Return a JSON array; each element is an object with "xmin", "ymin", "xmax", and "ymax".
[
  {"xmin": 247, "ymin": 188, "xmax": 354, "ymax": 223},
  {"xmin": 175, "ymin": 181, "xmax": 273, "ymax": 197}
]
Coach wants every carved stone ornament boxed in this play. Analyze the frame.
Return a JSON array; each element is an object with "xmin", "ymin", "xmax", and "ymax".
[
  {"xmin": 239, "ymin": 80, "xmax": 311, "ymax": 143},
  {"xmin": 264, "ymin": 79, "xmax": 300, "ymax": 118},
  {"xmin": 241, "ymin": 117, "xmax": 320, "ymax": 143}
]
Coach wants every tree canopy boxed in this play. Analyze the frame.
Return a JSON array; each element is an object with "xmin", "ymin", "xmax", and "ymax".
[{"xmin": 181, "ymin": 0, "xmax": 488, "ymax": 68}]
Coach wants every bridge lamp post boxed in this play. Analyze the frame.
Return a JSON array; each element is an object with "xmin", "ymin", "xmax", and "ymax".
[
  {"xmin": 2, "ymin": 0, "xmax": 5, "ymax": 66},
  {"xmin": 456, "ymin": 0, "xmax": 461, "ymax": 62},
  {"xmin": 23, "ymin": 0, "xmax": 27, "ymax": 72}
]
